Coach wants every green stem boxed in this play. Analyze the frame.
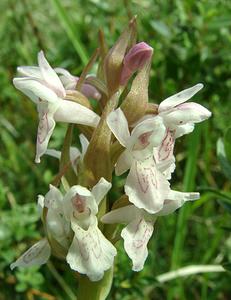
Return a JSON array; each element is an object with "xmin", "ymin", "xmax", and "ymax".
[
  {"xmin": 47, "ymin": 261, "xmax": 76, "ymax": 300},
  {"xmin": 77, "ymin": 268, "xmax": 114, "ymax": 300}
]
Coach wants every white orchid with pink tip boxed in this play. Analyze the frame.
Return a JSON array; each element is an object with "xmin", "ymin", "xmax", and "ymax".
[{"xmin": 13, "ymin": 51, "xmax": 99, "ymax": 163}]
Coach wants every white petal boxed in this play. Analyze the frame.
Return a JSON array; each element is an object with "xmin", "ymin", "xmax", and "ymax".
[
  {"xmin": 37, "ymin": 195, "xmax": 44, "ymax": 216},
  {"xmin": 45, "ymin": 149, "xmax": 61, "ymax": 159},
  {"xmin": 159, "ymin": 83, "xmax": 204, "ymax": 112},
  {"xmin": 162, "ymin": 103, "xmax": 211, "ymax": 127},
  {"xmin": 35, "ymin": 112, "xmax": 56, "ymax": 163},
  {"xmin": 174, "ymin": 123, "xmax": 195, "ymax": 138},
  {"xmin": 125, "ymin": 157, "xmax": 170, "ymax": 214},
  {"xmin": 121, "ymin": 218, "xmax": 154, "ymax": 271},
  {"xmin": 155, "ymin": 200, "xmax": 183, "ymax": 216},
  {"xmin": 44, "ymin": 185, "xmax": 63, "ymax": 210},
  {"xmin": 91, "ymin": 178, "xmax": 112, "ymax": 205},
  {"xmin": 129, "ymin": 116, "xmax": 166, "ymax": 156},
  {"xmin": 167, "ymin": 190, "xmax": 200, "ymax": 201},
  {"xmin": 46, "ymin": 210, "xmax": 70, "ymax": 247},
  {"xmin": 115, "ymin": 150, "xmax": 133, "ymax": 176},
  {"xmin": 163, "ymin": 161, "xmax": 176, "ymax": 180},
  {"xmin": 54, "ymin": 67, "xmax": 73, "ymax": 78},
  {"xmin": 175, "ymin": 102, "xmax": 211, "ymax": 121},
  {"xmin": 79, "ymin": 134, "xmax": 89, "ymax": 159},
  {"xmin": 70, "ymin": 147, "xmax": 81, "ymax": 161},
  {"xmin": 107, "ymin": 108, "xmax": 130, "ymax": 147},
  {"xmin": 101, "ymin": 205, "xmax": 140, "ymax": 224},
  {"xmin": 38, "ymin": 51, "xmax": 65, "ymax": 98},
  {"xmin": 54, "ymin": 100, "xmax": 100, "ymax": 127},
  {"xmin": 69, "ymin": 146, "xmax": 80, "ymax": 160},
  {"xmin": 10, "ymin": 239, "xmax": 51, "ymax": 270},
  {"xmin": 13, "ymin": 78, "xmax": 58, "ymax": 103},
  {"xmin": 45, "ymin": 147, "xmax": 80, "ymax": 171},
  {"xmin": 156, "ymin": 190, "xmax": 200, "ymax": 216},
  {"xmin": 17, "ymin": 66, "xmax": 42, "ymax": 79},
  {"xmin": 55, "ymin": 68, "xmax": 77, "ymax": 90},
  {"xmin": 69, "ymin": 147, "xmax": 81, "ymax": 174},
  {"xmin": 66, "ymin": 219, "xmax": 116, "ymax": 281}
]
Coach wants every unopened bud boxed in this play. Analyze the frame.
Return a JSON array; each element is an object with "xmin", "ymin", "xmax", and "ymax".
[
  {"xmin": 120, "ymin": 42, "xmax": 153, "ymax": 85},
  {"xmin": 104, "ymin": 17, "xmax": 137, "ymax": 96}
]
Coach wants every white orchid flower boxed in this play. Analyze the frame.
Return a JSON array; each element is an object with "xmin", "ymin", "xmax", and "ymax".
[
  {"xmin": 55, "ymin": 68, "xmax": 101, "ymax": 100},
  {"xmin": 158, "ymin": 83, "xmax": 211, "ymax": 138},
  {"xmin": 13, "ymin": 51, "xmax": 100, "ymax": 163},
  {"xmin": 10, "ymin": 185, "xmax": 70, "ymax": 270},
  {"xmin": 107, "ymin": 108, "xmax": 170, "ymax": 213},
  {"xmin": 102, "ymin": 190, "xmax": 199, "ymax": 271},
  {"xmin": 107, "ymin": 107, "xmax": 166, "ymax": 166},
  {"xmin": 39, "ymin": 185, "xmax": 71, "ymax": 248},
  {"xmin": 45, "ymin": 134, "xmax": 89, "ymax": 174},
  {"xmin": 63, "ymin": 178, "xmax": 117, "ymax": 281}
]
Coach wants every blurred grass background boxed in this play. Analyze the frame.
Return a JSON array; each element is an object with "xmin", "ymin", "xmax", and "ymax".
[{"xmin": 0, "ymin": 0, "xmax": 231, "ymax": 299}]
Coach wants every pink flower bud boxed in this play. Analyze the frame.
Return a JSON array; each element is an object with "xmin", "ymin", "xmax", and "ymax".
[
  {"xmin": 81, "ymin": 82, "xmax": 101, "ymax": 100},
  {"xmin": 120, "ymin": 42, "xmax": 153, "ymax": 85}
]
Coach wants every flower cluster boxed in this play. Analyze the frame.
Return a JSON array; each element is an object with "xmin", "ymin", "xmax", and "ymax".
[{"xmin": 11, "ymin": 19, "xmax": 211, "ymax": 281}]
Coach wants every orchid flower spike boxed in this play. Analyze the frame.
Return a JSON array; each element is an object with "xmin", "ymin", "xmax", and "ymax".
[
  {"xmin": 102, "ymin": 190, "xmax": 199, "ymax": 271},
  {"xmin": 13, "ymin": 51, "xmax": 100, "ymax": 163},
  {"xmin": 63, "ymin": 178, "xmax": 116, "ymax": 281},
  {"xmin": 55, "ymin": 68, "xmax": 101, "ymax": 100},
  {"xmin": 107, "ymin": 107, "xmax": 170, "ymax": 214},
  {"xmin": 120, "ymin": 42, "xmax": 153, "ymax": 85}
]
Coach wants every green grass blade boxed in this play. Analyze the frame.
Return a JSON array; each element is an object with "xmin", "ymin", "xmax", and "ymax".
[
  {"xmin": 171, "ymin": 125, "xmax": 202, "ymax": 269},
  {"xmin": 50, "ymin": 0, "xmax": 88, "ymax": 65}
]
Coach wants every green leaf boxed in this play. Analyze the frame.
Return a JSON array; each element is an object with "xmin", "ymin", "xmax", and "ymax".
[
  {"xmin": 220, "ymin": 226, "xmax": 231, "ymax": 231},
  {"xmin": 217, "ymin": 199, "xmax": 231, "ymax": 214},
  {"xmin": 217, "ymin": 138, "xmax": 231, "ymax": 180},
  {"xmin": 150, "ymin": 21, "xmax": 171, "ymax": 37}
]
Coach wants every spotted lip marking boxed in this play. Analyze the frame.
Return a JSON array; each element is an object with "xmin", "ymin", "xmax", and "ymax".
[
  {"xmin": 133, "ymin": 131, "xmax": 153, "ymax": 150},
  {"xmin": 37, "ymin": 111, "xmax": 50, "ymax": 144},
  {"xmin": 76, "ymin": 227, "xmax": 102, "ymax": 261},
  {"xmin": 135, "ymin": 159, "xmax": 158, "ymax": 194},
  {"xmin": 22, "ymin": 243, "xmax": 45, "ymax": 264},
  {"xmin": 131, "ymin": 219, "xmax": 153, "ymax": 251},
  {"xmin": 158, "ymin": 129, "xmax": 174, "ymax": 161}
]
